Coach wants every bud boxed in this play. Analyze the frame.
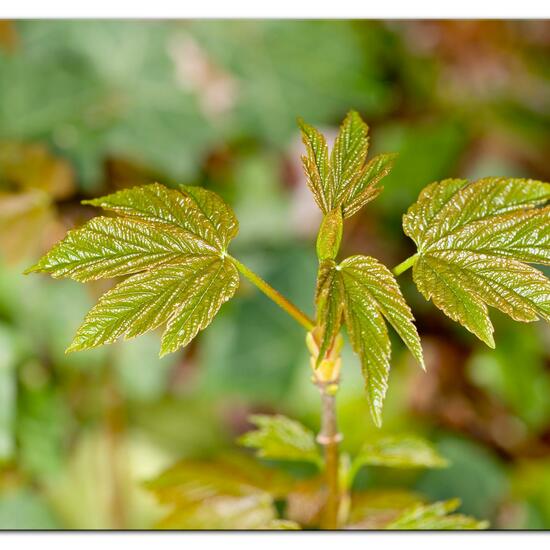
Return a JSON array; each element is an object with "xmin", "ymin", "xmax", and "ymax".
[
  {"xmin": 316, "ymin": 208, "xmax": 343, "ymax": 261},
  {"xmin": 306, "ymin": 330, "xmax": 343, "ymax": 385}
]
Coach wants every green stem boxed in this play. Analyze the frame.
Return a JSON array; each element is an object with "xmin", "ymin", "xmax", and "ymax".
[
  {"xmin": 392, "ymin": 253, "xmax": 419, "ymax": 276},
  {"xmin": 318, "ymin": 388, "xmax": 341, "ymax": 529},
  {"xmin": 230, "ymin": 256, "xmax": 315, "ymax": 331}
]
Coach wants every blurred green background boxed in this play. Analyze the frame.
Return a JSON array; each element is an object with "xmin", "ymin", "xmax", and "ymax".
[{"xmin": 0, "ymin": 19, "xmax": 549, "ymax": 529}]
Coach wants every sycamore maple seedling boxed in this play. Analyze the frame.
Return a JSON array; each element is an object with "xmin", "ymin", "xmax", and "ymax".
[{"xmin": 26, "ymin": 111, "xmax": 550, "ymax": 530}]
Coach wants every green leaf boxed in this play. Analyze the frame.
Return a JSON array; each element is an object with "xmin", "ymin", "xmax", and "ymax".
[
  {"xmin": 67, "ymin": 256, "xmax": 239, "ymax": 356},
  {"xmin": 26, "ymin": 183, "xmax": 240, "ymax": 356},
  {"xmin": 339, "ymin": 255, "xmax": 424, "ymax": 426},
  {"xmin": 146, "ymin": 454, "xmax": 291, "ymax": 529},
  {"xmin": 238, "ymin": 414, "xmax": 322, "ymax": 466},
  {"xmin": 385, "ymin": 499, "xmax": 489, "ymax": 530},
  {"xmin": 316, "ymin": 208, "xmax": 343, "ymax": 261},
  {"xmin": 342, "ymin": 152, "xmax": 397, "ymax": 219},
  {"xmin": 313, "ymin": 255, "xmax": 423, "ymax": 425},
  {"xmin": 331, "ymin": 110, "xmax": 370, "ymax": 206},
  {"xmin": 83, "ymin": 183, "xmax": 239, "ymax": 252},
  {"xmin": 299, "ymin": 111, "xmax": 396, "ymax": 218},
  {"xmin": 298, "ymin": 118, "xmax": 332, "ymax": 214},
  {"xmin": 25, "ymin": 216, "xmax": 211, "ymax": 282},
  {"xmin": 350, "ymin": 435, "xmax": 448, "ymax": 478},
  {"xmin": 314, "ymin": 259, "xmax": 345, "ymax": 366},
  {"xmin": 403, "ymin": 177, "xmax": 550, "ymax": 346}
]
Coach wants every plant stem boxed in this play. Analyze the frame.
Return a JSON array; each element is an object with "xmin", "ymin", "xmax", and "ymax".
[
  {"xmin": 392, "ymin": 253, "xmax": 419, "ymax": 276},
  {"xmin": 317, "ymin": 386, "xmax": 341, "ymax": 529},
  {"xmin": 230, "ymin": 256, "xmax": 315, "ymax": 331}
]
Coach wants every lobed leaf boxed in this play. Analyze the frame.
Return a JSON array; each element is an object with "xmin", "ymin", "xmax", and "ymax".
[
  {"xmin": 385, "ymin": 499, "xmax": 489, "ymax": 530},
  {"xmin": 238, "ymin": 414, "xmax": 322, "ymax": 466},
  {"xmin": 26, "ymin": 183, "xmax": 241, "ymax": 356},
  {"xmin": 339, "ymin": 255, "xmax": 424, "ymax": 426},
  {"xmin": 350, "ymin": 435, "xmax": 448, "ymax": 477},
  {"xmin": 341, "ymin": 256, "xmax": 425, "ymax": 369},
  {"xmin": 403, "ymin": 177, "xmax": 550, "ymax": 346},
  {"xmin": 314, "ymin": 255, "xmax": 423, "ymax": 426},
  {"xmin": 67, "ymin": 256, "xmax": 239, "ymax": 356},
  {"xmin": 299, "ymin": 111, "xmax": 396, "ymax": 219}
]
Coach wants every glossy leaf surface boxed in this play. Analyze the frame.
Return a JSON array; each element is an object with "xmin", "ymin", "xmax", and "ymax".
[
  {"xmin": 26, "ymin": 183, "xmax": 240, "ymax": 355},
  {"xmin": 403, "ymin": 177, "xmax": 550, "ymax": 346},
  {"xmin": 339, "ymin": 255, "xmax": 424, "ymax": 426},
  {"xmin": 238, "ymin": 414, "xmax": 322, "ymax": 466},
  {"xmin": 299, "ymin": 111, "xmax": 396, "ymax": 218},
  {"xmin": 314, "ymin": 259, "xmax": 345, "ymax": 365},
  {"xmin": 315, "ymin": 255, "xmax": 423, "ymax": 425}
]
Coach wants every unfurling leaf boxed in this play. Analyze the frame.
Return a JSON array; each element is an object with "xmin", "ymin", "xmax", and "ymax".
[
  {"xmin": 350, "ymin": 435, "xmax": 448, "ymax": 479},
  {"xmin": 314, "ymin": 259, "xmax": 345, "ymax": 366},
  {"xmin": 238, "ymin": 414, "xmax": 322, "ymax": 466},
  {"xmin": 341, "ymin": 256, "xmax": 424, "ymax": 426},
  {"xmin": 26, "ymin": 183, "xmax": 240, "ymax": 356},
  {"xmin": 316, "ymin": 208, "xmax": 343, "ymax": 261},
  {"xmin": 146, "ymin": 454, "xmax": 293, "ymax": 529},
  {"xmin": 385, "ymin": 499, "xmax": 489, "ymax": 530},
  {"xmin": 403, "ymin": 177, "xmax": 550, "ymax": 347},
  {"xmin": 316, "ymin": 255, "xmax": 423, "ymax": 426},
  {"xmin": 299, "ymin": 111, "xmax": 396, "ymax": 219}
]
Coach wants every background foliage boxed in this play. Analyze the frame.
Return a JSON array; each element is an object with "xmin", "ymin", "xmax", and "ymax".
[{"xmin": 1, "ymin": 19, "xmax": 550, "ymax": 529}]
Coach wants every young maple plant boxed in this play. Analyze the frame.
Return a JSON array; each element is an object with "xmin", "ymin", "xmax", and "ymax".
[{"xmin": 26, "ymin": 112, "xmax": 550, "ymax": 530}]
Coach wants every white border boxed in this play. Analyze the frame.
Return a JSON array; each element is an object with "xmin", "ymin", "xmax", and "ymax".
[
  {"xmin": 1, "ymin": 532, "xmax": 549, "ymax": 548},
  {"xmin": 0, "ymin": 0, "xmax": 549, "ymax": 18},
  {"xmin": 1, "ymin": 2, "xmax": 548, "ymax": 545}
]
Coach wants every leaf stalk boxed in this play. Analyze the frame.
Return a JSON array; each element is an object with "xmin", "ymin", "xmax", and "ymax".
[
  {"xmin": 230, "ymin": 256, "xmax": 315, "ymax": 331},
  {"xmin": 392, "ymin": 253, "xmax": 419, "ymax": 276}
]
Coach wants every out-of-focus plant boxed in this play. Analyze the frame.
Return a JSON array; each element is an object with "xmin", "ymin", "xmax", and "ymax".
[
  {"xmin": 0, "ymin": 142, "xmax": 74, "ymax": 263},
  {"xmin": 26, "ymin": 111, "xmax": 550, "ymax": 529}
]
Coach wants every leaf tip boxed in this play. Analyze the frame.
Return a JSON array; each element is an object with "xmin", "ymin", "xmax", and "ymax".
[
  {"xmin": 370, "ymin": 406, "xmax": 383, "ymax": 428},
  {"xmin": 64, "ymin": 342, "xmax": 79, "ymax": 354},
  {"xmin": 419, "ymin": 355, "xmax": 427, "ymax": 372},
  {"xmin": 22, "ymin": 263, "xmax": 40, "ymax": 276},
  {"xmin": 481, "ymin": 330, "xmax": 496, "ymax": 349},
  {"xmin": 158, "ymin": 345, "xmax": 174, "ymax": 359}
]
